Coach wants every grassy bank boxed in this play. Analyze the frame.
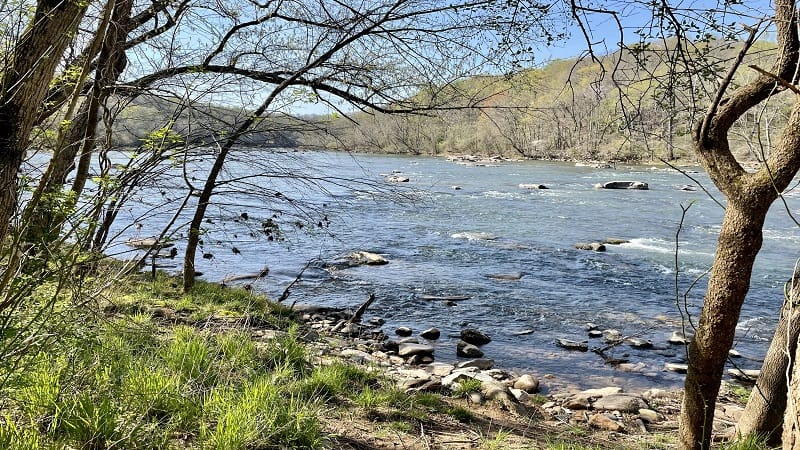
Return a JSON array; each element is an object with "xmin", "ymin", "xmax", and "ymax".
[{"xmin": 0, "ymin": 271, "xmax": 763, "ymax": 449}]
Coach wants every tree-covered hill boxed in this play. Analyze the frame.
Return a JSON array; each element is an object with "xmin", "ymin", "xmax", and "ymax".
[{"xmin": 302, "ymin": 38, "xmax": 783, "ymax": 163}]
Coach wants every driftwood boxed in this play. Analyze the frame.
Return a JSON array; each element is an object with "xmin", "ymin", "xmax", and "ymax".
[
  {"xmin": 222, "ymin": 267, "xmax": 269, "ymax": 283},
  {"xmin": 348, "ymin": 293, "xmax": 376, "ymax": 324}
]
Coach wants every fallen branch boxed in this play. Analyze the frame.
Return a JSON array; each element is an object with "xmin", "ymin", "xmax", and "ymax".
[{"xmin": 348, "ymin": 293, "xmax": 376, "ymax": 324}]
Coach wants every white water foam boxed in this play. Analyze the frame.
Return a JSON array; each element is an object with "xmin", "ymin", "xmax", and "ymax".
[{"xmin": 451, "ymin": 231, "xmax": 497, "ymax": 241}]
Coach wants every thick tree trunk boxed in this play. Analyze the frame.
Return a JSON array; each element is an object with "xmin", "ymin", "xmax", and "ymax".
[
  {"xmin": 679, "ymin": 203, "xmax": 767, "ymax": 449},
  {"xmin": 0, "ymin": 0, "xmax": 88, "ymax": 242},
  {"xmin": 785, "ymin": 334, "xmax": 800, "ymax": 449},
  {"xmin": 738, "ymin": 293, "xmax": 800, "ymax": 445}
]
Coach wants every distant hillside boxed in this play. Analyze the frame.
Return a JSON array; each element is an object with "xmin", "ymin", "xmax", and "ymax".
[
  {"xmin": 107, "ymin": 38, "xmax": 785, "ymax": 164},
  {"xmin": 110, "ymin": 96, "xmax": 301, "ymax": 148},
  {"xmin": 302, "ymin": 38, "xmax": 784, "ymax": 163}
]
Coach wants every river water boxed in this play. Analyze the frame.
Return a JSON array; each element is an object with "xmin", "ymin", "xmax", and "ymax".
[{"xmin": 105, "ymin": 150, "xmax": 800, "ymax": 391}]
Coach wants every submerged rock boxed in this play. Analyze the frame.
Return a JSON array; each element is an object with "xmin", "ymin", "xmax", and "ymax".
[
  {"xmin": 329, "ymin": 251, "xmax": 388, "ymax": 268},
  {"xmin": 519, "ymin": 183, "xmax": 548, "ymax": 189},
  {"xmin": 574, "ymin": 242, "xmax": 606, "ymax": 252},
  {"xmin": 555, "ymin": 338, "xmax": 588, "ymax": 351}
]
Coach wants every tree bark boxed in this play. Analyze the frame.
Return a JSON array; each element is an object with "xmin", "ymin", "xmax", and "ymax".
[
  {"xmin": 785, "ymin": 331, "xmax": 800, "ymax": 449},
  {"xmin": 679, "ymin": 203, "xmax": 767, "ymax": 449},
  {"xmin": 737, "ymin": 296, "xmax": 800, "ymax": 446},
  {"xmin": 0, "ymin": 0, "xmax": 88, "ymax": 242}
]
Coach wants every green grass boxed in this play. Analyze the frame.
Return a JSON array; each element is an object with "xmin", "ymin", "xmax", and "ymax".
[
  {"xmin": 719, "ymin": 434, "xmax": 776, "ymax": 450},
  {"xmin": 452, "ymin": 377, "xmax": 483, "ymax": 398},
  {"xmin": 0, "ymin": 276, "xmax": 380, "ymax": 449}
]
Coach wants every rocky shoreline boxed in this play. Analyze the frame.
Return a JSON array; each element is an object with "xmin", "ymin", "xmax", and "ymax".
[{"xmin": 294, "ymin": 303, "xmax": 749, "ymax": 441}]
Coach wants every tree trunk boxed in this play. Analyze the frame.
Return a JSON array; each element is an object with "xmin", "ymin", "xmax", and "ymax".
[
  {"xmin": 738, "ymin": 293, "xmax": 800, "ymax": 446},
  {"xmin": 0, "ymin": 0, "xmax": 88, "ymax": 242},
  {"xmin": 679, "ymin": 203, "xmax": 767, "ymax": 449},
  {"xmin": 785, "ymin": 332, "xmax": 800, "ymax": 449}
]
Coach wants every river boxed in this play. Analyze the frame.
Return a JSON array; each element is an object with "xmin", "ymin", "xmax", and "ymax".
[{"xmin": 104, "ymin": 150, "xmax": 800, "ymax": 391}]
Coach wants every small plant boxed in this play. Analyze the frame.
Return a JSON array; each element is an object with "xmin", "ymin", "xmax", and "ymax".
[
  {"xmin": 263, "ymin": 325, "xmax": 309, "ymax": 376},
  {"xmin": 161, "ymin": 326, "xmax": 214, "ymax": 384},
  {"xmin": 446, "ymin": 406, "xmax": 473, "ymax": 423},
  {"xmin": 57, "ymin": 394, "xmax": 120, "ymax": 449},
  {"xmin": 452, "ymin": 378, "xmax": 483, "ymax": 398},
  {"xmin": 719, "ymin": 433, "xmax": 774, "ymax": 450},
  {"xmin": 728, "ymin": 383, "xmax": 752, "ymax": 403},
  {"xmin": 479, "ymin": 429, "xmax": 511, "ymax": 450}
]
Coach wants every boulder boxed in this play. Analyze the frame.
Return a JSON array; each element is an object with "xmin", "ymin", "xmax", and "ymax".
[
  {"xmin": 457, "ymin": 340, "xmax": 484, "ymax": 358},
  {"xmin": 597, "ymin": 181, "xmax": 649, "ymax": 190},
  {"xmin": 427, "ymin": 362, "xmax": 455, "ymax": 377},
  {"xmin": 456, "ymin": 358, "xmax": 495, "ymax": 370},
  {"xmin": 340, "ymin": 349, "xmax": 373, "ymax": 363},
  {"xmin": 398, "ymin": 343, "xmax": 434, "ymax": 357},
  {"xmin": 727, "ymin": 368, "xmax": 761, "ymax": 381},
  {"xmin": 574, "ymin": 242, "xmax": 606, "ymax": 252},
  {"xmin": 602, "ymin": 237, "xmax": 630, "ymax": 245},
  {"xmin": 460, "ymin": 328, "xmax": 492, "ymax": 345},
  {"xmin": 509, "ymin": 388, "xmax": 530, "ymax": 402},
  {"xmin": 385, "ymin": 175, "xmax": 409, "ymax": 182},
  {"xmin": 564, "ymin": 396, "xmax": 590, "ymax": 410},
  {"xmin": 395, "ymin": 326, "xmax": 413, "ymax": 337},
  {"xmin": 579, "ymin": 387, "xmax": 623, "ymax": 397},
  {"xmin": 519, "ymin": 183, "xmax": 548, "ymax": 189},
  {"xmin": 592, "ymin": 394, "xmax": 648, "ymax": 412},
  {"xmin": 555, "ymin": 338, "xmax": 588, "ymax": 352},
  {"xmin": 420, "ymin": 327, "xmax": 441, "ymax": 340},
  {"xmin": 589, "ymin": 414, "xmax": 625, "ymax": 432},
  {"xmin": 331, "ymin": 251, "xmax": 388, "ymax": 268},
  {"xmin": 639, "ymin": 408, "xmax": 661, "ymax": 423},
  {"xmin": 665, "ymin": 363, "xmax": 689, "ymax": 373},
  {"xmin": 513, "ymin": 374, "xmax": 539, "ymax": 393},
  {"xmin": 625, "ymin": 337, "xmax": 653, "ymax": 348},
  {"xmin": 668, "ymin": 330, "xmax": 693, "ymax": 345},
  {"xmin": 125, "ymin": 237, "xmax": 174, "ymax": 249}
]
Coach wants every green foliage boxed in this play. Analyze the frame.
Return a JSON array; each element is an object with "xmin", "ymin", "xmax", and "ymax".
[
  {"xmin": 262, "ymin": 324, "xmax": 309, "ymax": 375},
  {"xmin": 446, "ymin": 405, "xmax": 473, "ymax": 423},
  {"xmin": 479, "ymin": 429, "xmax": 511, "ymax": 450},
  {"xmin": 295, "ymin": 362, "xmax": 377, "ymax": 401},
  {"xmin": 452, "ymin": 378, "xmax": 483, "ymax": 398},
  {"xmin": 141, "ymin": 122, "xmax": 183, "ymax": 152},
  {"xmin": 720, "ymin": 434, "xmax": 775, "ymax": 450}
]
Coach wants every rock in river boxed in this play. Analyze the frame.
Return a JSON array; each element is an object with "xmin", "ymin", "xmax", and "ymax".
[
  {"xmin": 460, "ymin": 328, "xmax": 492, "ymax": 345},
  {"xmin": 556, "ymin": 338, "xmax": 588, "ymax": 351},
  {"xmin": 574, "ymin": 242, "xmax": 606, "ymax": 252},
  {"xmin": 596, "ymin": 181, "xmax": 649, "ymax": 190},
  {"xmin": 398, "ymin": 343, "xmax": 434, "ymax": 357},
  {"xmin": 329, "ymin": 251, "xmax": 388, "ymax": 268},
  {"xmin": 420, "ymin": 327, "xmax": 441, "ymax": 340},
  {"xmin": 457, "ymin": 340, "xmax": 484, "ymax": 358}
]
